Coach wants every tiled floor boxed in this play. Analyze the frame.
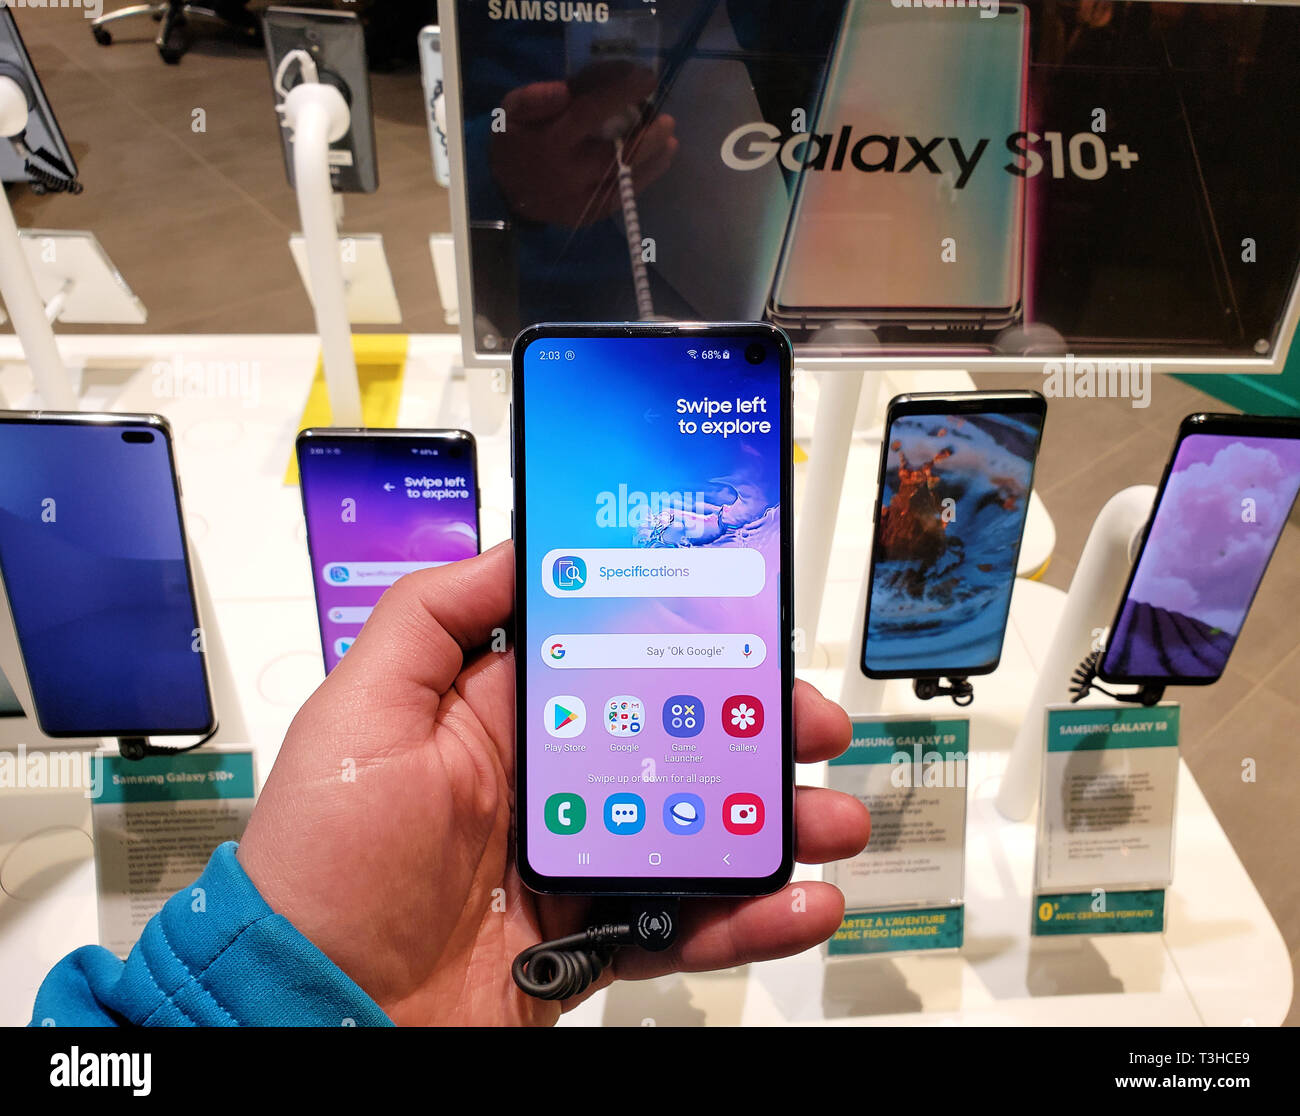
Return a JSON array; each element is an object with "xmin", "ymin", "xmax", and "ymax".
[{"xmin": 3, "ymin": 6, "xmax": 1297, "ymax": 1024}]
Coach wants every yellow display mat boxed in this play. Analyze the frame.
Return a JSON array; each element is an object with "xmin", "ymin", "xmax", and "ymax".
[{"xmin": 283, "ymin": 334, "xmax": 409, "ymax": 485}]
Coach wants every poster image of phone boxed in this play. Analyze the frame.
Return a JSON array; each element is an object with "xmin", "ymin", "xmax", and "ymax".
[
  {"xmin": 513, "ymin": 323, "xmax": 794, "ymax": 896},
  {"xmin": 861, "ymin": 391, "xmax": 1046, "ymax": 679},
  {"xmin": 0, "ymin": 412, "xmax": 214, "ymax": 738},
  {"xmin": 297, "ymin": 429, "xmax": 480, "ymax": 674},
  {"xmin": 1099, "ymin": 414, "xmax": 1300, "ymax": 686}
]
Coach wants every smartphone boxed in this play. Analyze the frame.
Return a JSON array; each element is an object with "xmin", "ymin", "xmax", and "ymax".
[
  {"xmin": 297, "ymin": 428, "xmax": 480, "ymax": 674},
  {"xmin": 512, "ymin": 323, "xmax": 794, "ymax": 896},
  {"xmin": 1098, "ymin": 413, "xmax": 1300, "ymax": 686},
  {"xmin": 770, "ymin": 1, "xmax": 1028, "ymax": 332},
  {"xmin": 0, "ymin": 412, "xmax": 214, "ymax": 738},
  {"xmin": 0, "ymin": 8, "xmax": 80, "ymax": 191},
  {"xmin": 263, "ymin": 7, "xmax": 378, "ymax": 194},
  {"xmin": 861, "ymin": 390, "xmax": 1046, "ymax": 679}
]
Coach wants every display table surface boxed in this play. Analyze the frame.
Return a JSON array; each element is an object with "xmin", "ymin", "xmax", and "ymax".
[{"xmin": 0, "ymin": 335, "xmax": 1289, "ymax": 1027}]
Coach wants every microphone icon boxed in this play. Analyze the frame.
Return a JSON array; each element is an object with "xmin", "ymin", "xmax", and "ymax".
[{"xmin": 742, "ymin": 642, "xmax": 752, "ymax": 658}]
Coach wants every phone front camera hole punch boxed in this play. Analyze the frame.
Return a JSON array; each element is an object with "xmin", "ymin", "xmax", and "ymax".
[
  {"xmin": 913, "ymin": 677, "xmax": 974, "ymax": 707},
  {"xmin": 1068, "ymin": 650, "xmax": 1165, "ymax": 708}
]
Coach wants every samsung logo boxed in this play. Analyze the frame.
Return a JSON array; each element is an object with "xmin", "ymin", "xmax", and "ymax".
[{"xmin": 487, "ymin": 1, "xmax": 610, "ymax": 22}]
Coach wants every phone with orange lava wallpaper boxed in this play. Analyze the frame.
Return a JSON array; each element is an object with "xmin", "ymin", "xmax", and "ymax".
[{"xmin": 861, "ymin": 390, "xmax": 1046, "ymax": 680}]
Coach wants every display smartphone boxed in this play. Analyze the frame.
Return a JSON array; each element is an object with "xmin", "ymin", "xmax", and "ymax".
[
  {"xmin": 264, "ymin": 7, "xmax": 378, "ymax": 194},
  {"xmin": 769, "ymin": 1, "xmax": 1028, "ymax": 332},
  {"xmin": 0, "ymin": 413, "xmax": 214, "ymax": 738},
  {"xmin": 0, "ymin": 8, "xmax": 80, "ymax": 192},
  {"xmin": 513, "ymin": 323, "xmax": 794, "ymax": 896},
  {"xmin": 1099, "ymin": 413, "xmax": 1300, "ymax": 686},
  {"xmin": 297, "ymin": 429, "xmax": 480, "ymax": 674},
  {"xmin": 862, "ymin": 390, "xmax": 1046, "ymax": 679}
]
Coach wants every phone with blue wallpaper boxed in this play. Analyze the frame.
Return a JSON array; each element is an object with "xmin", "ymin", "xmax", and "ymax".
[{"xmin": 512, "ymin": 322, "xmax": 794, "ymax": 896}]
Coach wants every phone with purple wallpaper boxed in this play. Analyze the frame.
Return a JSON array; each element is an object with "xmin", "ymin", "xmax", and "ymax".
[
  {"xmin": 1099, "ymin": 413, "xmax": 1300, "ymax": 686},
  {"xmin": 296, "ymin": 429, "xmax": 480, "ymax": 674},
  {"xmin": 512, "ymin": 322, "xmax": 794, "ymax": 897}
]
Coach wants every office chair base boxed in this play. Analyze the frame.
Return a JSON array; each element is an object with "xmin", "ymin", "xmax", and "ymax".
[{"xmin": 91, "ymin": 2, "xmax": 261, "ymax": 64}]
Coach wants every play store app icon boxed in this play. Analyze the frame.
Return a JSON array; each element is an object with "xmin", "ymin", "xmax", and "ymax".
[{"xmin": 544, "ymin": 696, "xmax": 586, "ymax": 739}]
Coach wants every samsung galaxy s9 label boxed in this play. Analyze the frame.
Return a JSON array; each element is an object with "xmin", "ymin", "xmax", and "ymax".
[{"xmin": 520, "ymin": 334, "xmax": 787, "ymax": 883}]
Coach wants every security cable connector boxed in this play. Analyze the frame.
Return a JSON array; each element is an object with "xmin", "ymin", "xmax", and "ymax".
[
  {"xmin": 512, "ymin": 897, "xmax": 679, "ymax": 1001},
  {"xmin": 1069, "ymin": 650, "xmax": 1165, "ymax": 707},
  {"xmin": 913, "ymin": 676, "xmax": 974, "ymax": 707}
]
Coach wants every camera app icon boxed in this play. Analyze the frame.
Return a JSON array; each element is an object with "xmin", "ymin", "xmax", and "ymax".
[{"xmin": 722, "ymin": 793, "xmax": 764, "ymax": 835}]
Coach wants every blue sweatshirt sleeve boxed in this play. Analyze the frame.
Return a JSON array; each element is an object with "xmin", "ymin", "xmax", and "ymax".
[{"xmin": 29, "ymin": 842, "xmax": 391, "ymax": 1027}]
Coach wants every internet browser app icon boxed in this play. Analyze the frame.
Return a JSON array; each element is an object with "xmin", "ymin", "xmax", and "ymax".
[{"xmin": 552, "ymin": 555, "xmax": 586, "ymax": 591}]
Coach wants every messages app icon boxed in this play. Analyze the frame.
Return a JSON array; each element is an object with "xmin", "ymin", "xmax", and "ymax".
[
  {"xmin": 552, "ymin": 555, "xmax": 586, "ymax": 590},
  {"xmin": 603, "ymin": 793, "xmax": 645, "ymax": 834}
]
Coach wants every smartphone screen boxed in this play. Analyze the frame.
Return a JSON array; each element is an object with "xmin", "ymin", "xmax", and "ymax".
[
  {"xmin": 862, "ymin": 392, "xmax": 1045, "ymax": 679},
  {"xmin": 0, "ymin": 414, "xmax": 213, "ymax": 737},
  {"xmin": 513, "ymin": 324, "xmax": 794, "ymax": 896},
  {"xmin": 1100, "ymin": 415, "xmax": 1300, "ymax": 685},
  {"xmin": 297, "ymin": 430, "xmax": 480, "ymax": 674}
]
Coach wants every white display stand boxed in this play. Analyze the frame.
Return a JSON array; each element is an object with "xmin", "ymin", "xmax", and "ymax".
[
  {"xmin": 0, "ymin": 77, "xmax": 77, "ymax": 411},
  {"xmin": 289, "ymin": 232, "xmax": 402, "ymax": 325},
  {"xmin": 278, "ymin": 81, "xmax": 363, "ymax": 427},
  {"xmin": 996, "ymin": 485, "xmax": 1155, "ymax": 821},
  {"xmin": 18, "ymin": 230, "xmax": 147, "ymax": 326}
]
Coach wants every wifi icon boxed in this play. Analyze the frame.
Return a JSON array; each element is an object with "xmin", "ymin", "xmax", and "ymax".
[{"xmin": 687, "ymin": 349, "xmax": 698, "ymax": 359}]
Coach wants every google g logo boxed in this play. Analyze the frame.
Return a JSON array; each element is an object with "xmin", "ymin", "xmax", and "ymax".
[{"xmin": 549, "ymin": 643, "xmax": 566, "ymax": 660}]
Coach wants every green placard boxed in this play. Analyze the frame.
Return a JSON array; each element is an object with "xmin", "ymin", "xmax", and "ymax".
[
  {"xmin": 1046, "ymin": 705, "xmax": 1179, "ymax": 753},
  {"xmin": 1032, "ymin": 889, "xmax": 1166, "ymax": 936},
  {"xmin": 832, "ymin": 716, "xmax": 969, "ymax": 766},
  {"xmin": 96, "ymin": 751, "xmax": 256, "ymax": 804},
  {"xmin": 829, "ymin": 905, "xmax": 964, "ymax": 955}
]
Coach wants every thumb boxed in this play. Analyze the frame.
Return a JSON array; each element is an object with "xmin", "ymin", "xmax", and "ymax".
[{"xmin": 327, "ymin": 541, "xmax": 514, "ymax": 696}]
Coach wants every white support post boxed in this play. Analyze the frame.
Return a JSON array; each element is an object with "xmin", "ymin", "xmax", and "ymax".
[
  {"xmin": 281, "ymin": 82, "xmax": 363, "ymax": 428},
  {"xmin": 0, "ymin": 76, "xmax": 76, "ymax": 411},
  {"xmin": 995, "ymin": 484, "xmax": 1155, "ymax": 820}
]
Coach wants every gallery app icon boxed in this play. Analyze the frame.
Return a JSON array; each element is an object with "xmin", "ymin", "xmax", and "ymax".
[
  {"xmin": 603, "ymin": 793, "xmax": 645, "ymax": 834},
  {"xmin": 662, "ymin": 695, "xmax": 703, "ymax": 738},
  {"xmin": 663, "ymin": 793, "xmax": 705, "ymax": 835},
  {"xmin": 544, "ymin": 793, "xmax": 586, "ymax": 835},
  {"xmin": 604, "ymin": 695, "xmax": 644, "ymax": 736},
  {"xmin": 551, "ymin": 555, "xmax": 586, "ymax": 591},
  {"xmin": 723, "ymin": 793, "xmax": 765, "ymax": 835},
  {"xmin": 722, "ymin": 695, "xmax": 764, "ymax": 738},
  {"xmin": 544, "ymin": 696, "xmax": 586, "ymax": 738}
]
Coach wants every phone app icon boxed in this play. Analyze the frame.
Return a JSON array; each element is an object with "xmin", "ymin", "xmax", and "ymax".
[
  {"xmin": 663, "ymin": 793, "xmax": 705, "ymax": 835},
  {"xmin": 604, "ymin": 793, "xmax": 645, "ymax": 834},
  {"xmin": 544, "ymin": 696, "xmax": 586, "ymax": 738},
  {"xmin": 662, "ymin": 695, "xmax": 703, "ymax": 738},
  {"xmin": 552, "ymin": 555, "xmax": 586, "ymax": 591},
  {"xmin": 722, "ymin": 695, "xmax": 764, "ymax": 738},
  {"xmin": 604, "ymin": 695, "xmax": 644, "ymax": 736},
  {"xmin": 723, "ymin": 793, "xmax": 765, "ymax": 835},
  {"xmin": 544, "ymin": 793, "xmax": 586, "ymax": 835}
]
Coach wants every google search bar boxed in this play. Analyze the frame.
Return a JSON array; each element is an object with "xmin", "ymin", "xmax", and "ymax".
[
  {"xmin": 542, "ymin": 634, "xmax": 767, "ymax": 669},
  {"xmin": 321, "ymin": 560, "xmax": 449, "ymax": 587},
  {"xmin": 542, "ymin": 548, "xmax": 764, "ymax": 598},
  {"xmin": 326, "ymin": 606, "xmax": 374, "ymax": 624}
]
